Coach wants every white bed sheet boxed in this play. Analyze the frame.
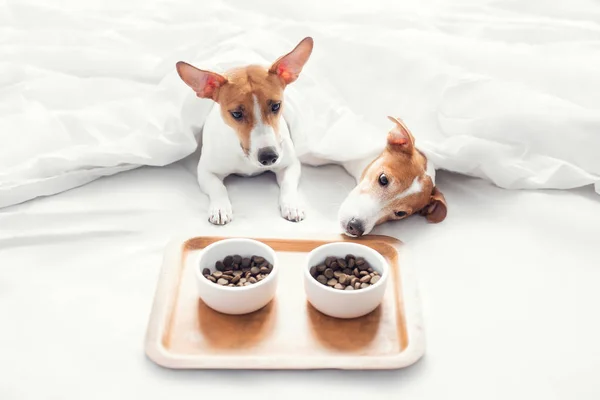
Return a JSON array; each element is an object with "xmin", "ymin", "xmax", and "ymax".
[
  {"xmin": 2, "ymin": 0, "xmax": 600, "ymax": 210},
  {"xmin": 3, "ymin": 0, "xmax": 600, "ymax": 397},
  {"xmin": 1, "ymin": 158, "xmax": 599, "ymax": 400}
]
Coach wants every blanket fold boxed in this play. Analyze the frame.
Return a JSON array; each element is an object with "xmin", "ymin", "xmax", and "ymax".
[{"xmin": 1, "ymin": 0, "xmax": 598, "ymax": 208}]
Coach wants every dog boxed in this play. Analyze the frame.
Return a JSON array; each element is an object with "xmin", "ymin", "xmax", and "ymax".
[
  {"xmin": 175, "ymin": 37, "xmax": 313, "ymax": 225},
  {"xmin": 338, "ymin": 116, "xmax": 447, "ymax": 237}
]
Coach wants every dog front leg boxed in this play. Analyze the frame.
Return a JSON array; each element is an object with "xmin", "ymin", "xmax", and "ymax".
[
  {"xmin": 197, "ymin": 167, "xmax": 233, "ymax": 225},
  {"xmin": 275, "ymin": 160, "xmax": 305, "ymax": 222}
]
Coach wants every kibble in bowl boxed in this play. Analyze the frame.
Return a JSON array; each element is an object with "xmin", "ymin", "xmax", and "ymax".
[
  {"xmin": 195, "ymin": 238, "xmax": 278, "ymax": 315},
  {"xmin": 304, "ymin": 242, "xmax": 389, "ymax": 319}
]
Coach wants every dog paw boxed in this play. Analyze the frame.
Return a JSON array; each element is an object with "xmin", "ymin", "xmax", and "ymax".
[
  {"xmin": 208, "ymin": 203, "xmax": 233, "ymax": 225},
  {"xmin": 280, "ymin": 202, "xmax": 305, "ymax": 222}
]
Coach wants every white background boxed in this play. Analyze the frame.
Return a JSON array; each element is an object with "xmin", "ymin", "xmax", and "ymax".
[
  {"xmin": 2, "ymin": 153, "xmax": 600, "ymax": 399},
  {"xmin": 2, "ymin": 0, "xmax": 600, "ymax": 206},
  {"xmin": 1, "ymin": 0, "xmax": 600, "ymax": 399}
]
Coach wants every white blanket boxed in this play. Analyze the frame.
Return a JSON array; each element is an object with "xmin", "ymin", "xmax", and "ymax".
[{"xmin": 2, "ymin": 0, "xmax": 599, "ymax": 209}]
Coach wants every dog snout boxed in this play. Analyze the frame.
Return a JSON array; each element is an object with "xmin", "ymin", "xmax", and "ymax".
[
  {"xmin": 257, "ymin": 146, "xmax": 279, "ymax": 166},
  {"xmin": 346, "ymin": 218, "xmax": 365, "ymax": 237}
]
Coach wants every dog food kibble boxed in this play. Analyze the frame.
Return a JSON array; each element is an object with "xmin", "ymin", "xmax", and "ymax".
[
  {"xmin": 204, "ymin": 255, "xmax": 273, "ymax": 287},
  {"xmin": 310, "ymin": 254, "xmax": 382, "ymax": 291}
]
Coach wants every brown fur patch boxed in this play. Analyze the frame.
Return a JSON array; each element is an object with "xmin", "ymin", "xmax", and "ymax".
[
  {"xmin": 360, "ymin": 140, "xmax": 435, "ymax": 225},
  {"xmin": 215, "ymin": 65, "xmax": 285, "ymax": 153}
]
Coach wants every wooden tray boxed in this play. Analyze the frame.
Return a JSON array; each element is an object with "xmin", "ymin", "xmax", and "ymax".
[{"xmin": 144, "ymin": 233, "xmax": 425, "ymax": 370}]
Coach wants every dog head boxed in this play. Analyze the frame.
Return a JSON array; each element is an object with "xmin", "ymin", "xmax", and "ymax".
[
  {"xmin": 176, "ymin": 37, "xmax": 313, "ymax": 168},
  {"xmin": 338, "ymin": 116, "xmax": 447, "ymax": 237}
]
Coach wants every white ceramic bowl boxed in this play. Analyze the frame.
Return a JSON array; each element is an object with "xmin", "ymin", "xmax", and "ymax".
[
  {"xmin": 304, "ymin": 242, "xmax": 389, "ymax": 319},
  {"xmin": 195, "ymin": 238, "xmax": 278, "ymax": 315}
]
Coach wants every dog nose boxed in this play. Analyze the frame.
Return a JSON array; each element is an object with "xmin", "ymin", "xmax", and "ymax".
[
  {"xmin": 258, "ymin": 147, "xmax": 279, "ymax": 166},
  {"xmin": 346, "ymin": 218, "xmax": 365, "ymax": 237}
]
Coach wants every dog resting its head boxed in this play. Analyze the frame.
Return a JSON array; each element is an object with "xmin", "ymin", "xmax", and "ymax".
[{"xmin": 338, "ymin": 116, "xmax": 447, "ymax": 237}]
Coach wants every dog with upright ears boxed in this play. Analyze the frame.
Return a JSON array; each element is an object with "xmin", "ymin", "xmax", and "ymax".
[
  {"xmin": 176, "ymin": 37, "xmax": 313, "ymax": 225},
  {"xmin": 338, "ymin": 116, "xmax": 447, "ymax": 237}
]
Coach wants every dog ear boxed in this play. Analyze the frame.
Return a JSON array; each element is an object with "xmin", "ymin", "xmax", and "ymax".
[
  {"xmin": 269, "ymin": 37, "xmax": 313, "ymax": 85},
  {"xmin": 419, "ymin": 186, "xmax": 447, "ymax": 223},
  {"xmin": 386, "ymin": 116, "xmax": 415, "ymax": 153},
  {"xmin": 176, "ymin": 61, "xmax": 228, "ymax": 101}
]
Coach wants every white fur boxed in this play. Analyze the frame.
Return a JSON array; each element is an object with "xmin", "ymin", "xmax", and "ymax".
[
  {"xmin": 337, "ymin": 188, "xmax": 379, "ymax": 237},
  {"xmin": 395, "ymin": 176, "xmax": 422, "ymax": 200},
  {"xmin": 425, "ymin": 157, "xmax": 436, "ymax": 185},
  {"xmin": 248, "ymin": 95, "xmax": 281, "ymax": 167},
  {"xmin": 197, "ymin": 100, "xmax": 304, "ymax": 225}
]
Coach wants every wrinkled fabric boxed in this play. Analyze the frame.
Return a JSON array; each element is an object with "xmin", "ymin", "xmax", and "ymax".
[{"xmin": 1, "ymin": 0, "xmax": 599, "ymax": 209}]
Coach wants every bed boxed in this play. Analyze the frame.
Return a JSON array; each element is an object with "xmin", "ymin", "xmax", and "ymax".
[
  {"xmin": 2, "ymin": 0, "xmax": 600, "ymax": 398},
  {"xmin": 2, "ymin": 155, "xmax": 599, "ymax": 399}
]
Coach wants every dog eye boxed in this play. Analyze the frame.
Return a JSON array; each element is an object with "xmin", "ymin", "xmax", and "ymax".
[
  {"xmin": 271, "ymin": 102, "xmax": 281, "ymax": 113},
  {"xmin": 378, "ymin": 173, "xmax": 389, "ymax": 186},
  {"xmin": 395, "ymin": 211, "xmax": 407, "ymax": 218},
  {"xmin": 230, "ymin": 111, "xmax": 243, "ymax": 120}
]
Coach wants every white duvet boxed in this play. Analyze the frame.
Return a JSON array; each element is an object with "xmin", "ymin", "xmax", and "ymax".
[{"xmin": 2, "ymin": 0, "xmax": 599, "ymax": 209}]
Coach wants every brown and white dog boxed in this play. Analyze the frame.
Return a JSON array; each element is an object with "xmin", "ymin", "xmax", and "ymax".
[
  {"xmin": 338, "ymin": 116, "xmax": 448, "ymax": 237},
  {"xmin": 176, "ymin": 37, "xmax": 313, "ymax": 225}
]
